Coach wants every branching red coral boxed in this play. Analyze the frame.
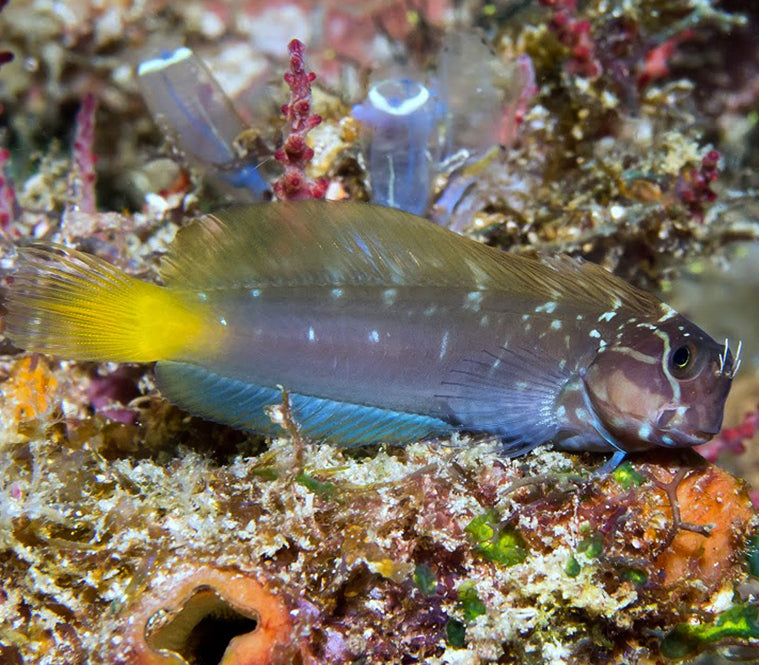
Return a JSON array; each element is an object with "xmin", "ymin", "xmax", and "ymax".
[
  {"xmin": 637, "ymin": 30, "xmax": 695, "ymax": 89},
  {"xmin": 0, "ymin": 145, "xmax": 19, "ymax": 235},
  {"xmin": 0, "ymin": 0, "xmax": 11, "ymax": 64},
  {"xmin": 273, "ymin": 39, "xmax": 327, "ymax": 201},
  {"xmin": 676, "ymin": 149, "xmax": 720, "ymax": 222},
  {"xmin": 69, "ymin": 92, "xmax": 98, "ymax": 214},
  {"xmin": 698, "ymin": 402, "xmax": 759, "ymax": 463},
  {"xmin": 540, "ymin": 0, "xmax": 601, "ymax": 79},
  {"xmin": 0, "ymin": 0, "xmax": 17, "ymax": 235}
]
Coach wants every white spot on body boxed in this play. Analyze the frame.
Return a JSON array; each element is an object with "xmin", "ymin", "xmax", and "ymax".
[
  {"xmin": 535, "ymin": 301, "xmax": 557, "ymax": 314},
  {"xmin": 551, "ymin": 320, "xmax": 562, "ymax": 330},
  {"xmin": 219, "ymin": 317, "xmax": 228, "ymax": 327},
  {"xmin": 480, "ymin": 315, "xmax": 491, "ymax": 327},
  {"xmin": 308, "ymin": 326, "xmax": 315, "ymax": 342},
  {"xmin": 250, "ymin": 289, "xmax": 261, "ymax": 298},
  {"xmin": 638, "ymin": 424, "xmax": 652, "ymax": 440},
  {"xmin": 439, "ymin": 331, "xmax": 450, "ymax": 360},
  {"xmin": 598, "ymin": 311, "xmax": 616, "ymax": 322},
  {"xmin": 611, "ymin": 415, "xmax": 627, "ymax": 430},
  {"xmin": 589, "ymin": 329, "xmax": 601, "ymax": 338},
  {"xmin": 383, "ymin": 289, "xmax": 398, "ymax": 306},
  {"xmin": 331, "ymin": 288, "xmax": 343, "ymax": 299},
  {"xmin": 369, "ymin": 329, "xmax": 380, "ymax": 343},
  {"xmin": 198, "ymin": 292, "xmax": 208, "ymax": 302},
  {"xmin": 464, "ymin": 291, "xmax": 484, "ymax": 311},
  {"xmin": 466, "ymin": 260, "xmax": 491, "ymax": 287}
]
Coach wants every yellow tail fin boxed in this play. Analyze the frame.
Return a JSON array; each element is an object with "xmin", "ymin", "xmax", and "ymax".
[{"xmin": 4, "ymin": 245, "xmax": 219, "ymax": 363}]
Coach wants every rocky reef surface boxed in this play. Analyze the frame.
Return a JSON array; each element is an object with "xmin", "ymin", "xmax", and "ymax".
[{"xmin": 1, "ymin": 1, "xmax": 759, "ymax": 663}]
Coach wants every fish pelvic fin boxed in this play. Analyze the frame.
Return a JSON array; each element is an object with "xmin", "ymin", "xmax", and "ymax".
[{"xmin": 4, "ymin": 244, "xmax": 220, "ymax": 363}]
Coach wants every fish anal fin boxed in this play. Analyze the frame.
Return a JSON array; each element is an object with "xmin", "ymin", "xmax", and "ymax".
[{"xmin": 155, "ymin": 361, "xmax": 452, "ymax": 445}]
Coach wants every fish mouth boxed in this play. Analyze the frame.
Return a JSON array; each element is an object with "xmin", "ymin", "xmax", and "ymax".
[
  {"xmin": 656, "ymin": 408, "xmax": 720, "ymax": 446},
  {"xmin": 658, "ymin": 427, "xmax": 715, "ymax": 447}
]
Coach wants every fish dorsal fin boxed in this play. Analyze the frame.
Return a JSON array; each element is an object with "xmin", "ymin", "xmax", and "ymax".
[{"xmin": 160, "ymin": 201, "xmax": 659, "ymax": 316}]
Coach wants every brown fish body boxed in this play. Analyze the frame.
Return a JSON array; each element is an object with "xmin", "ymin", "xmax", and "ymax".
[{"xmin": 5, "ymin": 201, "xmax": 736, "ymax": 456}]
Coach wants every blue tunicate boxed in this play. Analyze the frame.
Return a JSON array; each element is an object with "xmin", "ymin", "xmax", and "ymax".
[
  {"xmin": 352, "ymin": 77, "xmax": 438, "ymax": 215},
  {"xmin": 137, "ymin": 47, "xmax": 269, "ymax": 200}
]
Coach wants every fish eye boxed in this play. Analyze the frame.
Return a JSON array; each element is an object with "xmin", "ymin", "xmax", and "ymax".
[
  {"xmin": 672, "ymin": 345, "xmax": 690, "ymax": 368},
  {"xmin": 668, "ymin": 342, "xmax": 698, "ymax": 379}
]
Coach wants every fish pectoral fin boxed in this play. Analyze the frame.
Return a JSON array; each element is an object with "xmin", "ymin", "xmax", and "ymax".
[
  {"xmin": 156, "ymin": 361, "xmax": 453, "ymax": 445},
  {"xmin": 437, "ymin": 345, "xmax": 570, "ymax": 454}
]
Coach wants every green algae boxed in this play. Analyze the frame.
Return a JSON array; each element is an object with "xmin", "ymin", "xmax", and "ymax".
[
  {"xmin": 446, "ymin": 618, "xmax": 467, "ymax": 648},
  {"xmin": 622, "ymin": 568, "xmax": 648, "ymax": 585},
  {"xmin": 613, "ymin": 462, "xmax": 646, "ymax": 489},
  {"xmin": 577, "ymin": 535, "xmax": 603, "ymax": 559},
  {"xmin": 457, "ymin": 582, "xmax": 487, "ymax": 622},
  {"xmin": 413, "ymin": 563, "xmax": 436, "ymax": 596},
  {"xmin": 661, "ymin": 605, "xmax": 759, "ymax": 659},
  {"xmin": 746, "ymin": 534, "xmax": 759, "ymax": 578},
  {"xmin": 294, "ymin": 471, "xmax": 335, "ymax": 497},
  {"xmin": 565, "ymin": 555, "xmax": 581, "ymax": 578},
  {"xmin": 466, "ymin": 511, "xmax": 528, "ymax": 567}
]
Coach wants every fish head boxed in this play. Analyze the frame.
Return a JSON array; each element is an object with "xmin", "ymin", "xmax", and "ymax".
[{"xmin": 581, "ymin": 314, "xmax": 735, "ymax": 452}]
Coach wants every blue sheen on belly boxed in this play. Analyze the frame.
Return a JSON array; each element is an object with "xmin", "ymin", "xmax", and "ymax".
[{"xmin": 155, "ymin": 361, "xmax": 454, "ymax": 445}]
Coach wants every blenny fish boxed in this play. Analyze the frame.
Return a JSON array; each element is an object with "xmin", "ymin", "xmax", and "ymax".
[{"xmin": 4, "ymin": 201, "xmax": 737, "ymax": 464}]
